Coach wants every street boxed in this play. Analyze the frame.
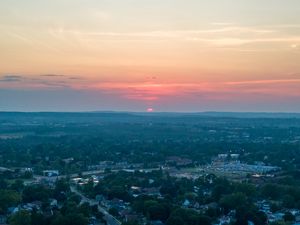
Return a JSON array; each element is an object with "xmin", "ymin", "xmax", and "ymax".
[{"xmin": 70, "ymin": 186, "xmax": 121, "ymax": 225}]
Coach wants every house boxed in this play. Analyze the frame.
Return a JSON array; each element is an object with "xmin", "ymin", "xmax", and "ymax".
[
  {"xmin": 106, "ymin": 198, "xmax": 127, "ymax": 211},
  {"xmin": 142, "ymin": 187, "xmax": 160, "ymax": 196},
  {"xmin": 0, "ymin": 215, "xmax": 7, "ymax": 225},
  {"xmin": 219, "ymin": 216, "xmax": 231, "ymax": 225},
  {"xmin": 268, "ymin": 212, "xmax": 285, "ymax": 223},
  {"xmin": 43, "ymin": 170, "xmax": 59, "ymax": 177},
  {"xmin": 150, "ymin": 220, "xmax": 164, "ymax": 225},
  {"xmin": 8, "ymin": 207, "xmax": 19, "ymax": 214},
  {"xmin": 62, "ymin": 158, "xmax": 74, "ymax": 164},
  {"xmin": 50, "ymin": 199, "xmax": 58, "ymax": 208},
  {"xmin": 20, "ymin": 167, "xmax": 33, "ymax": 173},
  {"xmin": 183, "ymin": 199, "xmax": 191, "ymax": 208},
  {"xmin": 200, "ymin": 202, "xmax": 218, "ymax": 211},
  {"xmin": 23, "ymin": 201, "xmax": 42, "ymax": 211},
  {"xmin": 95, "ymin": 194, "xmax": 105, "ymax": 202},
  {"xmin": 166, "ymin": 156, "xmax": 193, "ymax": 166}
]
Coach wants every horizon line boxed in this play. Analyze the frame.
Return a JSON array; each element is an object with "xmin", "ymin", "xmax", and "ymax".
[{"xmin": 1, "ymin": 110, "xmax": 300, "ymax": 114}]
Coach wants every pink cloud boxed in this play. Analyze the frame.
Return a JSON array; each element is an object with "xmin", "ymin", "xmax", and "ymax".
[{"xmin": 1, "ymin": 75, "xmax": 300, "ymax": 104}]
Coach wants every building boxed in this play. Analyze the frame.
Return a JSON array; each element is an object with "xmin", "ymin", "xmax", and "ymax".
[{"xmin": 43, "ymin": 170, "xmax": 59, "ymax": 177}]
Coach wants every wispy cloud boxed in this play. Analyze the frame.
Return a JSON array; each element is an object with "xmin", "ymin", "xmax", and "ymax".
[
  {"xmin": 3, "ymin": 22, "xmax": 300, "ymax": 51},
  {"xmin": 76, "ymin": 78, "xmax": 300, "ymax": 101},
  {"xmin": 0, "ymin": 75, "xmax": 23, "ymax": 82},
  {"xmin": 50, "ymin": 26, "xmax": 276, "ymax": 40},
  {"xmin": 1, "ymin": 75, "xmax": 300, "ymax": 110},
  {"xmin": 0, "ymin": 74, "xmax": 77, "ymax": 89},
  {"xmin": 42, "ymin": 23, "xmax": 300, "ymax": 50},
  {"xmin": 40, "ymin": 74, "xmax": 65, "ymax": 77},
  {"xmin": 226, "ymin": 79, "xmax": 300, "ymax": 85}
]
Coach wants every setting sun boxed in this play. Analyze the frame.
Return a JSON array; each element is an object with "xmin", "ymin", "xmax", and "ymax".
[{"xmin": 147, "ymin": 108, "xmax": 154, "ymax": 112}]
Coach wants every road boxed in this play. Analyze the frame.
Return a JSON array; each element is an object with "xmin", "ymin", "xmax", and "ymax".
[
  {"xmin": 70, "ymin": 186, "xmax": 121, "ymax": 225},
  {"xmin": 34, "ymin": 167, "xmax": 160, "ymax": 181}
]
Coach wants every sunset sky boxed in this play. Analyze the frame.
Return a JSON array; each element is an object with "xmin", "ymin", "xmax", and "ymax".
[{"xmin": 1, "ymin": 0, "xmax": 300, "ymax": 112}]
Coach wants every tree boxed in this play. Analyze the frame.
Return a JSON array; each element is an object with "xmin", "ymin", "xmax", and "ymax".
[
  {"xmin": 220, "ymin": 193, "xmax": 247, "ymax": 213},
  {"xmin": 261, "ymin": 184, "xmax": 282, "ymax": 200},
  {"xmin": 233, "ymin": 183, "xmax": 256, "ymax": 197},
  {"xmin": 61, "ymin": 201, "xmax": 78, "ymax": 215},
  {"xmin": 68, "ymin": 193, "xmax": 81, "ymax": 204},
  {"xmin": 22, "ymin": 171, "xmax": 33, "ymax": 179},
  {"xmin": 283, "ymin": 212, "xmax": 295, "ymax": 222},
  {"xmin": 78, "ymin": 202, "xmax": 91, "ymax": 217},
  {"xmin": 0, "ymin": 178, "xmax": 8, "ymax": 189},
  {"xmin": 166, "ymin": 208, "xmax": 211, "ymax": 225},
  {"xmin": 10, "ymin": 180, "xmax": 24, "ymax": 192},
  {"xmin": 122, "ymin": 221, "xmax": 139, "ymax": 225},
  {"xmin": 160, "ymin": 180, "xmax": 178, "ymax": 197},
  {"xmin": 166, "ymin": 216, "xmax": 185, "ymax": 225},
  {"xmin": 54, "ymin": 179, "xmax": 70, "ymax": 200},
  {"xmin": 282, "ymin": 195, "xmax": 295, "ymax": 209},
  {"xmin": 211, "ymin": 178, "xmax": 231, "ymax": 201},
  {"xmin": 50, "ymin": 214, "xmax": 68, "ymax": 225},
  {"xmin": 0, "ymin": 190, "xmax": 21, "ymax": 214},
  {"xmin": 147, "ymin": 203, "xmax": 170, "ymax": 221},
  {"xmin": 65, "ymin": 213, "xmax": 88, "ymax": 225},
  {"xmin": 8, "ymin": 210, "xmax": 31, "ymax": 225},
  {"xmin": 205, "ymin": 207, "xmax": 221, "ymax": 219},
  {"xmin": 51, "ymin": 213, "xmax": 88, "ymax": 225},
  {"xmin": 31, "ymin": 210, "xmax": 46, "ymax": 225},
  {"xmin": 109, "ymin": 208, "xmax": 119, "ymax": 217},
  {"xmin": 22, "ymin": 185, "xmax": 51, "ymax": 203},
  {"xmin": 198, "ymin": 215, "xmax": 211, "ymax": 225}
]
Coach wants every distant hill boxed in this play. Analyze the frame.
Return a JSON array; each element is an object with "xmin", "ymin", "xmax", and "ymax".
[
  {"xmin": 1, "ymin": 111, "xmax": 300, "ymax": 131},
  {"xmin": 128, "ymin": 111, "xmax": 300, "ymax": 119},
  {"xmin": 1, "ymin": 111, "xmax": 300, "ymax": 120}
]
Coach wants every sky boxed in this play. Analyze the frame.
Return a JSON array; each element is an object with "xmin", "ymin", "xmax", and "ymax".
[{"xmin": 1, "ymin": 0, "xmax": 300, "ymax": 112}]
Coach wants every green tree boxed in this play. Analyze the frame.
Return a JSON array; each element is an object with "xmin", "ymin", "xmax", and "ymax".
[
  {"xmin": 54, "ymin": 178, "xmax": 70, "ymax": 200},
  {"xmin": 0, "ymin": 190, "xmax": 21, "ymax": 214},
  {"xmin": 22, "ymin": 185, "xmax": 51, "ymax": 203},
  {"xmin": 0, "ymin": 178, "xmax": 8, "ymax": 189},
  {"xmin": 109, "ymin": 208, "xmax": 119, "ymax": 217},
  {"xmin": 10, "ymin": 180, "xmax": 24, "ymax": 192},
  {"xmin": 282, "ymin": 195, "xmax": 295, "ymax": 209},
  {"xmin": 65, "ymin": 213, "xmax": 88, "ymax": 225},
  {"xmin": 147, "ymin": 203, "xmax": 170, "ymax": 221},
  {"xmin": 8, "ymin": 210, "xmax": 31, "ymax": 225},
  {"xmin": 220, "ymin": 193, "xmax": 247, "ymax": 213},
  {"xmin": 122, "ymin": 221, "xmax": 139, "ymax": 225},
  {"xmin": 166, "ymin": 216, "xmax": 185, "ymax": 225},
  {"xmin": 283, "ymin": 212, "xmax": 295, "ymax": 222},
  {"xmin": 31, "ymin": 210, "xmax": 46, "ymax": 225}
]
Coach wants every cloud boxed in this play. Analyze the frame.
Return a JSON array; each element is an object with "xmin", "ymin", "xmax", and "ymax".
[
  {"xmin": 68, "ymin": 76, "xmax": 85, "ymax": 80},
  {"xmin": 1, "ymin": 73, "xmax": 300, "ymax": 103},
  {"xmin": 1, "ymin": 78, "xmax": 300, "ymax": 112},
  {"xmin": 43, "ymin": 23, "xmax": 300, "ymax": 50},
  {"xmin": 4, "ymin": 22, "xmax": 300, "ymax": 51},
  {"xmin": 40, "ymin": 74, "xmax": 65, "ymax": 77},
  {"xmin": 0, "ymin": 74, "xmax": 74, "ymax": 89},
  {"xmin": 81, "ymin": 78, "xmax": 300, "ymax": 102},
  {"xmin": 187, "ymin": 37, "xmax": 300, "ymax": 46},
  {"xmin": 42, "ymin": 21, "xmax": 281, "ymax": 49},
  {"xmin": 0, "ymin": 75, "xmax": 23, "ymax": 82},
  {"xmin": 226, "ymin": 79, "xmax": 300, "ymax": 85},
  {"xmin": 211, "ymin": 22, "xmax": 236, "ymax": 26}
]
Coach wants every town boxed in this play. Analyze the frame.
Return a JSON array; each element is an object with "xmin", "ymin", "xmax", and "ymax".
[{"xmin": 1, "ymin": 112, "xmax": 300, "ymax": 225}]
